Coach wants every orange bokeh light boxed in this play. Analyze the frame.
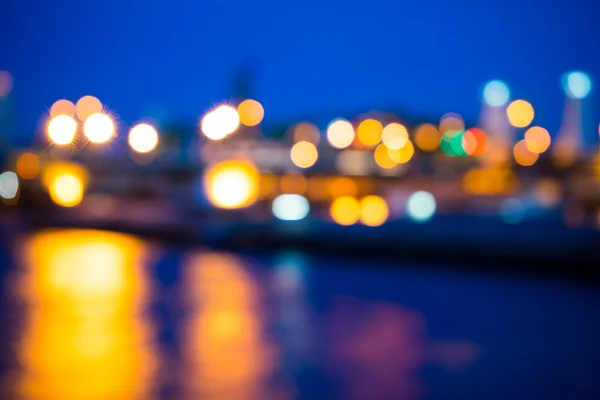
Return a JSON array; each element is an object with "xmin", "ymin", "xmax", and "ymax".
[
  {"xmin": 50, "ymin": 99, "xmax": 76, "ymax": 118},
  {"xmin": 513, "ymin": 140, "xmax": 539, "ymax": 166},
  {"xmin": 524, "ymin": 126, "xmax": 551, "ymax": 154},
  {"xmin": 75, "ymin": 96, "xmax": 103, "ymax": 121}
]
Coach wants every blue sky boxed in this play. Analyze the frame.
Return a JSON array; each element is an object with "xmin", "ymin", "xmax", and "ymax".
[{"xmin": 2, "ymin": 0, "xmax": 599, "ymax": 141}]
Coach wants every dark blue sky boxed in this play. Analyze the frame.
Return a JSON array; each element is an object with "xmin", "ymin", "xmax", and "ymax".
[{"xmin": 2, "ymin": 0, "xmax": 599, "ymax": 139}]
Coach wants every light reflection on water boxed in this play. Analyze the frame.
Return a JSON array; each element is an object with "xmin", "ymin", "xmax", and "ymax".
[{"xmin": 1, "ymin": 228, "xmax": 598, "ymax": 399}]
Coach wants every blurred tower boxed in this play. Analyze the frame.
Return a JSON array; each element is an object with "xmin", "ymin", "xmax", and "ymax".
[
  {"xmin": 0, "ymin": 71, "xmax": 15, "ymax": 154},
  {"xmin": 479, "ymin": 80, "xmax": 513, "ymax": 167},
  {"xmin": 231, "ymin": 62, "xmax": 264, "ymax": 141}
]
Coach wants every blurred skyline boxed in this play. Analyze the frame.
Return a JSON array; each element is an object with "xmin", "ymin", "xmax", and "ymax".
[{"xmin": 2, "ymin": 0, "xmax": 600, "ymax": 141}]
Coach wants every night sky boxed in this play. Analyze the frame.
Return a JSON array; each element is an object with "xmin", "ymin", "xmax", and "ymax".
[{"xmin": 2, "ymin": 0, "xmax": 599, "ymax": 141}]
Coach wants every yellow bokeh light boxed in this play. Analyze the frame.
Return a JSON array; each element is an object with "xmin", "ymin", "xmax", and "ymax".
[
  {"xmin": 328, "ymin": 176, "xmax": 357, "ymax": 198},
  {"xmin": 357, "ymin": 119, "xmax": 383, "ymax": 147},
  {"xmin": 374, "ymin": 143, "xmax": 398, "ymax": 169},
  {"xmin": 237, "ymin": 99, "xmax": 264, "ymax": 127},
  {"xmin": 50, "ymin": 99, "xmax": 76, "ymax": 118},
  {"xmin": 83, "ymin": 113, "xmax": 115, "ymax": 143},
  {"xmin": 49, "ymin": 174, "xmax": 84, "ymax": 207},
  {"xmin": 388, "ymin": 140, "xmax": 415, "ymax": 163},
  {"xmin": 47, "ymin": 115, "xmax": 77, "ymax": 145},
  {"xmin": 439, "ymin": 113, "xmax": 464, "ymax": 133},
  {"xmin": 128, "ymin": 123, "xmax": 159, "ymax": 153},
  {"xmin": 327, "ymin": 119, "xmax": 355, "ymax": 149},
  {"xmin": 16, "ymin": 153, "xmax": 40, "ymax": 180},
  {"xmin": 280, "ymin": 174, "xmax": 308, "ymax": 194},
  {"xmin": 330, "ymin": 196, "xmax": 360, "ymax": 226},
  {"xmin": 414, "ymin": 123, "xmax": 441, "ymax": 152},
  {"xmin": 204, "ymin": 160, "xmax": 259, "ymax": 209},
  {"xmin": 524, "ymin": 126, "xmax": 551, "ymax": 154},
  {"xmin": 359, "ymin": 195, "xmax": 388, "ymax": 227},
  {"xmin": 381, "ymin": 123, "xmax": 409, "ymax": 150},
  {"xmin": 201, "ymin": 105, "xmax": 240, "ymax": 140},
  {"xmin": 290, "ymin": 141, "xmax": 318, "ymax": 168},
  {"xmin": 75, "ymin": 95, "xmax": 103, "ymax": 121},
  {"xmin": 513, "ymin": 140, "xmax": 539, "ymax": 166},
  {"xmin": 506, "ymin": 100, "xmax": 534, "ymax": 128}
]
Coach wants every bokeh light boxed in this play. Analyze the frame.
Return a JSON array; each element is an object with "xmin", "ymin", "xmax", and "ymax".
[
  {"xmin": 75, "ymin": 95, "xmax": 103, "ymax": 121},
  {"xmin": 513, "ymin": 140, "xmax": 539, "ymax": 166},
  {"xmin": 204, "ymin": 160, "xmax": 259, "ymax": 209},
  {"xmin": 524, "ymin": 126, "xmax": 551, "ymax": 154},
  {"xmin": 563, "ymin": 71, "xmax": 592, "ymax": 99},
  {"xmin": 128, "ymin": 123, "xmax": 159, "ymax": 153},
  {"xmin": 374, "ymin": 143, "xmax": 398, "ymax": 169},
  {"xmin": 506, "ymin": 100, "xmax": 534, "ymax": 128},
  {"xmin": 330, "ymin": 196, "xmax": 360, "ymax": 226},
  {"xmin": 407, "ymin": 191, "xmax": 436, "ymax": 223},
  {"xmin": 272, "ymin": 194, "xmax": 310, "ymax": 221},
  {"xmin": 83, "ymin": 113, "xmax": 115, "ymax": 143},
  {"xmin": 0, "ymin": 171, "xmax": 19, "ymax": 200},
  {"xmin": 49, "ymin": 173, "xmax": 85, "ymax": 207},
  {"xmin": 328, "ymin": 177, "xmax": 357, "ymax": 198},
  {"xmin": 414, "ymin": 124, "xmax": 441, "ymax": 152},
  {"xmin": 483, "ymin": 80, "xmax": 510, "ymax": 107},
  {"xmin": 359, "ymin": 195, "xmax": 388, "ymax": 227},
  {"xmin": 381, "ymin": 123, "xmax": 409, "ymax": 150},
  {"xmin": 388, "ymin": 140, "xmax": 415, "ymax": 163},
  {"xmin": 357, "ymin": 119, "xmax": 383, "ymax": 147},
  {"xmin": 49, "ymin": 99, "xmax": 76, "ymax": 118},
  {"xmin": 290, "ymin": 141, "xmax": 318, "ymax": 168},
  {"xmin": 16, "ymin": 153, "xmax": 40, "ymax": 180},
  {"xmin": 293, "ymin": 122, "xmax": 320, "ymax": 144},
  {"xmin": 462, "ymin": 128, "xmax": 488, "ymax": 156},
  {"xmin": 237, "ymin": 99, "xmax": 264, "ymax": 126},
  {"xmin": 201, "ymin": 105, "xmax": 240, "ymax": 140},
  {"xmin": 326, "ymin": 119, "xmax": 355, "ymax": 149},
  {"xmin": 47, "ymin": 115, "xmax": 77, "ymax": 145},
  {"xmin": 0, "ymin": 70, "xmax": 13, "ymax": 97},
  {"xmin": 439, "ymin": 113, "xmax": 464, "ymax": 133}
]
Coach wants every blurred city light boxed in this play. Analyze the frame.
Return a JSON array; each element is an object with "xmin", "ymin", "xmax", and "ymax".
[
  {"xmin": 328, "ymin": 177, "xmax": 357, "ymax": 198},
  {"xmin": 359, "ymin": 195, "xmax": 388, "ymax": 226},
  {"xmin": 330, "ymin": 196, "xmax": 361, "ymax": 226},
  {"xmin": 83, "ymin": 113, "xmax": 115, "ymax": 143},
  {"xmin": 407, "ymin": 191, "xmax": 436, "ymax": 223},
  {"xmin": 534, "ymin": 178, "xmax": 562, "ymax": 209},
  {"xmin": 381, "ymin": 123, "xmax": 409, "ymax": 150},
  {"xmin": 293, "ymin": 122, "xmax": 320, "ymax": 144},
  {"xmin": 524, "ymin": 126, "xmax": 551, "ymax": 154},
  {"xmin": 506, "ymin": 100, "xmax": 534, "ymax": 128},
  {"xmin": 374, "ymin": 143, "xmax": 398, "ymax": 169},
  {"xmin": 47, "ymin": 115, "xmax": 77, "ymax": 145},
  {"xmin": 204, "ymin": 160, "xmax": 259, "ymax": 209},
  {"xmin": 272, "ymin": 194, "xmax": 310, "ymax": 221},
  {"xmin": 336, "ymin": 150, "xmax": 370, "ymax": 176},
  {"xmin": 563, "ymin": 71, "xmax": 592, "ymax": 99},
  {"xmin": 439, "ymin": 113, "xmax": 464, "ymax": 133},
  {"xmin": 201, "ymin": 105, "xmax": 240, "ymax": 140},
  {"xmin": 49, "ymin": 99, "xmax": 76, "ymax": 118},
  {"xmin": 463, "ymin": 168, "xmax": 516, "ymax": 195},
  {"xmin": 513, "ymin": 140, "xmax": 539, "ymax": 166},
  {"xmin": 500, "ymin": 198, "xmax": 525, "ymax": 224},
  {"xmin": 414, "ymin": 124, "xmax": 441, "ymax": 152},
  {"xmin": 0, "ymin": 70, "xmax": 13, "ymax": 97},
  {"xmin": 357, "ymin": 119, "xmax": 383, "ymax": 147},
  {"xmin": 75, "ymin": 95, "xmax": 103, "ymax": 121},
  {"xmin": 280, "ymin": 174, "xmax": 308, "ymax": 194},
  {"xmin": 0, "ymin": 171, "xmax": 19, "ymax": 200},
  {"xmin": 290, "ymin": 141, "xmax": 318, "ymax": 168},
  {"xmin": 128, "ymin": 123, "xmax": 159, "ymax": 153},
  {"xmin": 388, "ymin": 140, "xmax": 414, "ymax": 163},
  {"xmin": 462, "ymin": 128, "xmax": 488, "ymax": 156},
  {"xmin": 237, "ymin": 99, "xmax": 264, "ymax": 126},
  {"xmin": 49, "ymin": 173, "xmax": 85, "ymax": 207},
  {"xmin": 16, "ymin": 153, "xmax": 40, "ymax": 180},
  {"xmin": 483, "ymin": 80, "xmax": 510, "ymax": 107},
  {"xmin": 326, "ymin": 119, "xmax": 355, "ymax": 149}
]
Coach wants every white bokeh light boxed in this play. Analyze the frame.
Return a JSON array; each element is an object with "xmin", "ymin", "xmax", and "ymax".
[
  {"xmin": 407, "ymin": 191, "xmax": 436, "ymax": 223},
  {"xmin": 483, "ymin": 80, "xmax": 510, "ymax": 107},
  {"xmin": 272, "ymin": 194, "xmax": 310, "ymax": 221},
  {"xmin": 128, "ymin": 123, "xmax": 159, "ymax": 153},
  {"xmin": 201, "ymin": 105, "xmax": 240, "ymax": 140},
  {"xmin": 563, "ymin": 71, "xmax": 592, "ymax": 99},
  {"xmin": 83, "ymin": 113, "xmax": 115, "ymax": 143},
  {"xmin": 0, "ymin": 171, "xmax": 19, "ymax": 200}
]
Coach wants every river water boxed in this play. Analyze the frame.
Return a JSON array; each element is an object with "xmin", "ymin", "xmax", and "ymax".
[{"xmin": 0, "ymin": 228, "xmax": 598, "ymax": 399}]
